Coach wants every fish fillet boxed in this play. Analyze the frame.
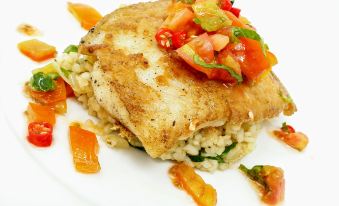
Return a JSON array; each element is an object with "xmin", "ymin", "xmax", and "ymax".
[{"xmin": 78, "ymin": 0, "xmax": 296, "ymax": 158}]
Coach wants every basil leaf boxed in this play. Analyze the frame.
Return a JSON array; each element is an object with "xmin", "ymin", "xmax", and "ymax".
[
  {"xmin": 61, "ymin": 67, "xmax": 72, "ymax": 78},
  {"xmin": 279, "ymin": 90, "xmax": 293, "ymax": 104},
  {"xmin": 232, "ymin": 27, "xmax": 267, "ymax": 55},
  {"xmin": 193, "ymin": 17, "xmax": 201, "ymax": 25},
  {"xmin": 239, "ymin": 164, "xmax": 267, "ymax": 189},
  {"xmin": 64, "ymin": 45, "xmax": 78, "ymax": 54},
  {"xmin": 47, "ymin": 72, "xmax": 60, "ymax": 80},
  {"xmin": 29, "ymin": 72, "xmax": 56, "ymax": 92},
  {"xmin": 193, "ymin": 55, "xmax": 243, "ymax": 83},
  {"xmin": 231, "ymin": 0, "xmax": 235, "ymax": 5},
  {"xmin": 232, "ymin": 27, "xmax": 261, "ymax": 41}
]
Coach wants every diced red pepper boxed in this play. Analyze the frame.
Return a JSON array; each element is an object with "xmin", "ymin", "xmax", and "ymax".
[
  {"xmin": 172, "ymin": 31, "xmax": 188, "ymax": 49},
  {"xmin": 230, "ymin": 7, "xmax": 241, "ymax": 18},
  {"xmin": 27, "ymin": 122, "xmax": 53, "ymax": 147},
  {"xmin": 155, "ymin": 28, "xmax": 174, "ymax": 49},
  {"xmin": 220, "ymin": 0, "xmax": 233, "ymax": 11}
]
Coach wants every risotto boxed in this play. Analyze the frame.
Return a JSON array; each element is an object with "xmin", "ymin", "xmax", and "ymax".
[{"xmin": 55, "ymin": 52, "xmax": 262, "ymax": 172}]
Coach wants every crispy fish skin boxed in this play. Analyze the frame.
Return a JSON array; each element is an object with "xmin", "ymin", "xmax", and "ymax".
[{"xmin": 79, "ymin": 0, "xmax": 296, "ymax": 158}]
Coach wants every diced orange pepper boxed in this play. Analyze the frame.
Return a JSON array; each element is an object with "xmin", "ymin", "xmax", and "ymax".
[
  {"xmin": 17, "ymin": 39, "xmax": 56, "ymax": 62},
  {"xmin": 26, "ymin": 102, "xmax": 56, "ymax": 125},
  {"xmin": 224, "ymin": 11, "xmax": 249, "ymax": 29},
  {"xmin": 68, "ymin": 2, "xmax": 102, "ymax": 30},
  {"xmin": 48, "ymin": 100, "xmax": 67, "ymax": 114},
  {"xmin": 169, "ymin": 163, "xmax": 217, "ymax": 206},
  {"xmin": 69, "ymin": 125, "xmax": 101, "ymax": 173},
  {"xmin": 28, "ymin": 78, "xmax": 67, "ymax": 104}
]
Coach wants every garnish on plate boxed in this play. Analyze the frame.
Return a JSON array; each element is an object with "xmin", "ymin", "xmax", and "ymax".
[
  {"xmin": 239, "ymin": 164, "xmax": 285, "ymax": 205},
  {"xmin": 17, "ymin": 23, "xmax": 41, "ymax": 36},
  {"xmin": 69, "ymin": 124, "xmax": 101, "ymax": 173},
  {"xmin": 17, "ymin": 39, "xmax": 56, "ymax": 62},
  {"xmin": 68, "ymin": 2, "xmax": 102, "ymax": 30},
  {"xmin": 155, "ymin": 0, "xmax": 277, "ymax": 84},
  {"xmin": 169, "ymin": 163, "xmax": 217, "ymax": 206},
  {"xmin": 273, "ymin": 122, "xmax": 309, "ymax": 151}
]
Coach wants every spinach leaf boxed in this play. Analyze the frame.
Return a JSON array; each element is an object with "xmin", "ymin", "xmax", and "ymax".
[
  {"xmin": 189, "ymin": 142, "xmax": 238, "ymax": 163},
  {"xmin": 29, "ymin": 72, "xmax": 56, "ymax": 92}
]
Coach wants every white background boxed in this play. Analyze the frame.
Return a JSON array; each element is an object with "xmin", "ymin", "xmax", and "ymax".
[{"xmin": 1, "ymin": 0, "xmax": 339, "ymax": 205}]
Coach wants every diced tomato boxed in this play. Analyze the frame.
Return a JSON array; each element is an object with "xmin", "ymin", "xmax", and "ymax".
[
  {"xmin": 220, "ymin": 0, "xmax": 233, "ymax": 11},
  {"xmin": 209, "ymin": 34, "xmax": 229, "ymax": 51},
  {"xmin": 230, "ymin": 7, "xmax": 241, "ymax": 17},
  {"xmin": 224, "ymin": 11, "xmax": 248, "ymax": 28},
  {"xmin": 222, "ymin": 37, "xmax": 270, "ymax": 81},
  {"xmin": 27, "ymin": 122, "xmax": 53, "ymax": 147},
  {"xmin": 17, "ymin": 39, "xmax": 56, "ymax": 62},
  {"xmin": 169, "ymin": 163, "xmax": 217, "ymax": 206},
  {"xmin": 28, "ymin": 78, "xmax": 67, "ymax": 104},
  {"xmin": 68, "ymin": 2, "xmax": 102, "ymax": 30},
  {"xmin": 240, "ymin": 164, "xmax": 285, "ymax": 206},
  {"xmin": 26, "ymin": 102, "xmax": 56, "ymax": 125},
  {"xmin": 65, "ymin": 83, "xmax": 75, "ymax": 97},
  {"xmin": 172, "ymin": 31, "xmax": 188, "ymax": 49},
  {"xmin": 188, "ymin": 33, "xmax": 214, "ymax": 63},
  {"xmin": 155, "ymin": 28, "xmax": 174, "ymax": 49},
  {"xmin": 274, "ymin": 130, "xmax": 309, "ymax": 151},
  {"xmin": 165, "ymin": 8, "xmax": 195, "ymax": 32},
  {"xmin": 69, "ymin": 125, "xmax": 101, "ymax": 173}
]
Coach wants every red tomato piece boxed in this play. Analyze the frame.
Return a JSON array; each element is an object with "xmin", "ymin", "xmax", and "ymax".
[
  {"xmin": 65, "ymin": 82, "xmax": 75, "ymax": 97},
  {"xmin": 172, "ymin": 31, "xmax": 188, "ymax": 49},
  {"xmin": 223, "ymin": 37, "xmax": 270, "ymax": 81},
  {"xmin": 188, "ymin": 33, "xmax": 214, "ymax": 63},
  {"xmin": 27, "ymin": 122, "xmax": 53, "ymax": 147},
  {"xmin": 240, "ymin": 164, "xmax": 285, "ymax": 205},
  {"xmin": 155, "ymin": 28, "xmax": 174, "ymax": 49}
]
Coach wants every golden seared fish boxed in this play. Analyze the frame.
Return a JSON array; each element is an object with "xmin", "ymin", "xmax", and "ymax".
[{"xmin": 78, "ymin": 0, "xmax": 296, "ymax": 158}]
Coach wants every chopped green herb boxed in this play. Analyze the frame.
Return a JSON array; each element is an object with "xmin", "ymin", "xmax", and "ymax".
[
  {"xmin": 63, "ymin": 45, "xmax": 78, "ymax": 54},
  {"xmin": 193, "ymin": 17, "xmax": 201, "ymax": 25},
  {"xmin": 193, "ymin": 55, "xmax": 243, "ymax": 83},
  {"xmin": 189, "ymin": 142, "xmax": 238, "ymax": 163},
  {"xmin": 281, "ymin": 122, "xmax": 289, "ymax": 132},
  {"xmin": 60, "ymin": 67, "xmax": 72, "ymax": 78},
  {"xmin": 239, "ymin": 164, "xmax": 267, "ymax": 189},
  {"xmin": 47, "ymin": 72, "xmax": 60, "ymax": 80},
  {"xmin": 231, "ymin": 27, "xmax": 266, "ymax": 55},
  {"xmin": 231, "ymin": 0, "xmax": 235, "ymax": 5},
  {"xmin": 279, "ymin": 91, "xmax": 293, "ymax": 104},
  {"xmin": 29, "ymin": 72, "xmax": 56, "ymax": 92}
]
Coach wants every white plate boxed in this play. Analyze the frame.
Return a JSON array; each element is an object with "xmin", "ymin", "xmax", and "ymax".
[{"xmin": 1, "ymin": 0, "xmax": 339, "ymax": 205}]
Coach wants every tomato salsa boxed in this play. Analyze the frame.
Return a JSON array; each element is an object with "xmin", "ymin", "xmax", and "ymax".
[{"xmin": 155, "ymin": 0, "xmax": 277, "ymax": 85}]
